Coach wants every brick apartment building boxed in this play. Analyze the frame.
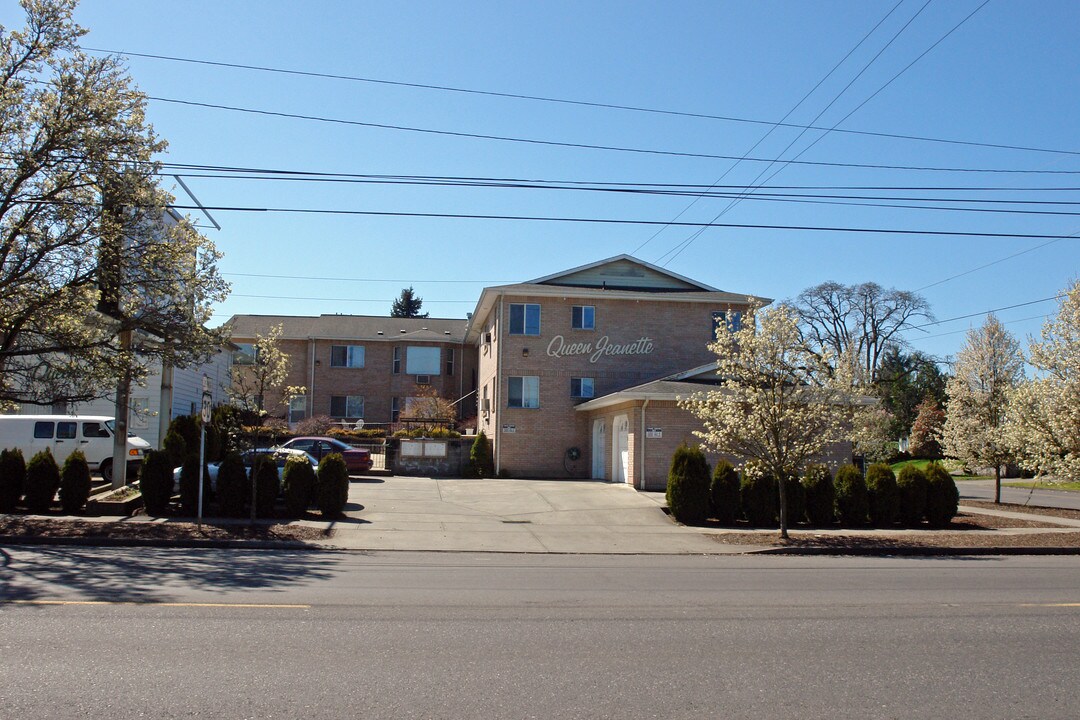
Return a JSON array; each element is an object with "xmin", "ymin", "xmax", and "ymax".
[
  {"xmin": 465, "ymin": 255, "xmax": 771, "ymax": 488},
  {"xmin": 224, "ymin": 314, "xmax": 476, "ymax": 428}
]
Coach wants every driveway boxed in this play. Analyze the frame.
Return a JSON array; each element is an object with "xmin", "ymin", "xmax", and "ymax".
[
  {"xmin": 957, "ymin": 478, "xmax": 1080, "ymax": 510},
  {"xmin": 329, "ymin": 476, "xmax": 743, "ymax": 554}
]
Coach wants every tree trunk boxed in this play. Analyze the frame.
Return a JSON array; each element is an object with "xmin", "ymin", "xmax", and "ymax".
[
  {"xmin": 994, "ymin": 464, "xmax": 1001, "ymax": 504},
  {"xmin": 111, "ymin": 329, "xmax": 132, "ymax": 489},
  {"xmin": 777, "ymin": 474, "xmax": 789, "ymax": 540}
]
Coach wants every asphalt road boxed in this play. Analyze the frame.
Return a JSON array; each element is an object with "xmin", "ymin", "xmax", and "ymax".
[
  {"xmin": 2, "ymin": 548, "xmax": 1079, "ymax": 719},
  {"xmin": 958, "ymin": 478, "xmax": 1080, "ymax": 510}
]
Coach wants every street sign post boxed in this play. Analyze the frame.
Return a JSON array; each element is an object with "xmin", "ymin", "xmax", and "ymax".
[{"xmin": 198, "ymin": 377, "xmax": 211, "ymax": 528}]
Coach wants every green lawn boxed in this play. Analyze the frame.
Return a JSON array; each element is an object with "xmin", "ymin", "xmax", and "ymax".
[
  {"xmin": 889, "ymin": 458, "xmax": 990, "ymax": 480},
  {"xmin": 1003, "ymin": 480, "xmax": 1080, "ymax": 493}
]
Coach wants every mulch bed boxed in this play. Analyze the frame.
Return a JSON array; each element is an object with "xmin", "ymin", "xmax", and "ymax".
[
  {"xmin": 0, "ymin": 517, "xmax": 331, "ymax": 544},
  {"xmin": 961, "ymin": 499, "xmax": 1080, "ymax": 521}
]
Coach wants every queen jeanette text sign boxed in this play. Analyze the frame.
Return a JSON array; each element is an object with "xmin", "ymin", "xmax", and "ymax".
[{"xmin": 546, "ymin": 335, "xmax": 655, "ymax": 364}]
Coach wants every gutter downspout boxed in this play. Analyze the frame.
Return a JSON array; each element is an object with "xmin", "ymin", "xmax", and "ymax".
[
  {"xmin": 308, "ymin": 338, "xmax": 315, "ymax": 422},
  {"xmin": 494, "ymin": 296, "xmax": 504, "ymax": 475},
  {"xmin": 639, "ymin": 399, "xmax": 649, "ymax": 490}
]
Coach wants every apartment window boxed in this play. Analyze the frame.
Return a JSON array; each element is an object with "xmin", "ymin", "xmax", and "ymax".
[
  {"xmin": 330, "ymin": 345, "xmax": 365, "ymax": 368},
  {"xmin": 391, "ymin": 397, "xmax": 401, "ymax": 423},
  {"xmin": 392, "ymin": 346, "xmax": 401, "ymax": 374},
  {"xmin": 330, "ymin": 395, "xmax": 364, "ymax": 419},
  {"xmin": 570, "ymin": 377, "xmax": 594, "ymax": 399},
  {"xmin": 288, "ymin": 396, "xmax": 307, "ymax": 423},
  {"xmin": 571, "ymin": 305, "xmax": 594, "ymax": 330},
  {"xmin": 508, "ymin": 376, "xmax": 539, "ymax": 409},
  {"xmin": 445, "ymin": 348, "xmax": 455, "ymax": 376},
  {"xmin": 406, "ymin": 346, "xmax": 441, "ymax": 375},
  {"xmin": 508, "ymin": 303, "xmax": 541, "ymax": 336},
  {"xmin": 234, "ymin": 343, "xmax": 257, "ymax": 366},
  {"xmin": 712, "ymin": 310, "xmax": 743, "ymax": 337},
  {"xmin": 481, "ymin": 384, "xmax": 489, "ymax": 413}
]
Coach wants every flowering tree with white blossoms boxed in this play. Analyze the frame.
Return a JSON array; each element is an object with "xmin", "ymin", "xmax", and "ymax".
[
  {"xmin": 942, "ymin": 314, "xmax": 1024, "ymax": 503},
  {"xmin": 1006, "ymin": 281, "xmax": 1080, "ymax": 483},
  {"xmin": 680, "ymin": 303, "xmax": 858, "ymax": 539}
]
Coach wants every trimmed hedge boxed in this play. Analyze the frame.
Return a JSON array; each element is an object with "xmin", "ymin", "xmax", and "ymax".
[
  {"xmin": 865, "ymin": 463, "xmax": 899, "ymax": 527},
  {"xmin": 709, "ymin": 460, "xmax": 740, "ymax": 525},
  {"xmin": 216, "ymin": 453, "xmax": 249, "ymax": 518},
  {"xmin": 253, "ymin": 455, "xmax": 280, "ymax": 518},
  {"xmin": 834, "ymin": 464, "xmax": 868, "ymax": 527},
  {"xmin": 924, "ymin": 462, "xmax": 959, "ymax": 528},
  {"xmin": 781, "ymin": 474, "xmax": 806, "ymax": 526},
  {"xmin": 0, "ymin": 447, "xmax": 26, "ymax": 512},
  {"xmin": 283, "ymin": 455, "xmax": 317, "ymax": 517},
  {"xmin": 666, "ymin": 444, "xmax": 711, "ymax": 525},
  {"xmin": 316, "ymin": 453, "xmax": 349, "ymax": 518},
  {"xmin": 139, "ymin": 450, "xmax": 174, "ymax": 516},
  {"xmin": 802, "ymin": 464, "xmax": 834, "ymax": 526},
  {"xmin": 896, "ymin": 465, "xmax": 928, "ymax": 526},
  {"xmin": 179, "ymin": 453, "xmax": 211, "ymax": 517},
  {"xmin": 24, "ymin": 450, "xmax": 61, "ymax": 514},
  {"xmin": 59, "ymin": 450, "xmax": 92, "ymax": 514},
  {"xmin": 741, "ymin": 468, "xmax": 778, "ymax": 527}
]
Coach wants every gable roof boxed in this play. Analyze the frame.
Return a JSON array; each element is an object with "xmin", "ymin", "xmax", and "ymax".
[{"xmin": 528, "ymin": 254, "xmax": 719, "ymax": 292}]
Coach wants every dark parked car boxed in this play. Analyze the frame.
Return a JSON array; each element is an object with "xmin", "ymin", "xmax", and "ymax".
[{"xmin": 278, "ymin": 436, "xmax": 373, "ymax": 474}]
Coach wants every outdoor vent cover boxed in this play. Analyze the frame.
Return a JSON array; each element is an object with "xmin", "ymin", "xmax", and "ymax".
[{"xmin": 415, "ymin": 375, "xmax": 431, "ymax": 385}]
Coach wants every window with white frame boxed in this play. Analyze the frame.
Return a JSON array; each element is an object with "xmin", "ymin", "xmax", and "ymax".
[
  {"xmin": 392, "ymin": 346, "xmax": 401, "ymax": 374},
  {"xmin": 330, "ymin": 345, "xmax": 365, "ymax": 368},
  {"xmin": 445, "ymin": 348, "xmax": 455, "ymax": 376},
  {"xmin": 571, "ymin": 305, "xmax": 594, "ymax": 330},
  {"xmin": 289, "ymin": 395, "xmax": 307, "ymax": 423},
  {"xmin": 406, "ymin": 346, "xmax": 441, "ymax": 375},
  {"xmin": 391, "ymin": 397, "xmax": 401, "ymax": 422},
  {"xmin": 329, "ymin": 395, "xmax": 364, "ymax": 419},
  {"xmin": 570, "ymin": 377, "xmax": 594, "ymax": 398},
  {"xmin": 508, "ymin": 376, "xmax": 539, "ymax": 408},
  {"xmin": 508, "ymin": 303, "xmax": 541, "ymax": 336}
]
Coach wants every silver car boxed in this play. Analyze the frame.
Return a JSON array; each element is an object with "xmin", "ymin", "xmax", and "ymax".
[{"xmin": 172, "ymin": 448, "xmax": 318, "ymax": 491}]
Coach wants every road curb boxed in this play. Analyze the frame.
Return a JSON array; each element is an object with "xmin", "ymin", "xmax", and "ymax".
[
  {"xmin": 0, "ymin": 535, "xmax": 323, "ymax": 551},
  {"xmin": 752, "ymin": 545, "xmax": 1080, "ymax": 556}
]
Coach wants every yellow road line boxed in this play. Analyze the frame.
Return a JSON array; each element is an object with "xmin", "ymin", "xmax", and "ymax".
[{"xmin": 3, "ymin": 600, "xmax": 310, "ymax": 608}]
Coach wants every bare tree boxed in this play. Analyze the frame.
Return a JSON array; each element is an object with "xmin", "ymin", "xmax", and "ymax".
[{"xmin": 793, "ymin": 282, "xmax": 933, "ymax": 382}]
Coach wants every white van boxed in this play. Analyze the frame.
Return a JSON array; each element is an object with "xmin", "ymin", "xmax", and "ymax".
[{"xmin": 0, "ymin": 415, "xmax": 151, "ymax": 483}]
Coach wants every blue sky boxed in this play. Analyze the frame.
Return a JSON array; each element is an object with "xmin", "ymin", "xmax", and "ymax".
[{"xmin": 5, "ymin": 0, "xmax": 1078, "ymax": 364}]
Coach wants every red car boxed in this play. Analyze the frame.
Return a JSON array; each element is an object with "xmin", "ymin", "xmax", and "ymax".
[{"xmin": 278, "ymin": 436, "xmax": 373, "ymax": 474}]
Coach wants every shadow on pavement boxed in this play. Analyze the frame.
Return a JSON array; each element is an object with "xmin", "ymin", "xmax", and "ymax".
[{"xmin": 0, "ymin": 545, "xmax": 340, "ymax": 603}]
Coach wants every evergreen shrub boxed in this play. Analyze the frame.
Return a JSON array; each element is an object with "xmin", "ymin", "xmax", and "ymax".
[
  {"xmin": 865, "ymin": 463, "xmax": 899, "ymax": 526},
  {"xmin": 24, "ymin": 450, "xmax": 61, "ymax": 514},
  {"xmin": 896, "ymin": 465, "xmax": 928, "ymax": 526},
  {"xmin": 0, "ymin": 447, "xmax": 26, "ymax": 512},
  {"xmin": 179, "ymin": 453, "xmax": 211, "ymax": 516},
  {"xmin": 665, "ymin": 444, "xmax": 710, "ymax": 525},
  {"xmin": 834, "ymin": 464, "xmax": 869, "ymax": 527},
  {"xmin": 467, "ymin": 431, "xmax": 495, "ymax": 478},
  {"xmin": 138, "ymin": 450, "xmax": 174, "ymax": 516},
  {"xmin": 802, "ymin": 464, "xmax": 834, "ymax": 525},
  {"xmin": 283, "ymin": 455, "xmax": 317, "ymax": 517},
  {"xmin": 924, "ymin": 462, "xmax": 959, "ymax": 528},
  {"xmin": 740, "ymin": 465, "xmax": 778, "ymax": 527},
  {"xmin": 316, "ymin": 453, "xmax": 349, "ymax": 518},
  {"xmin": 709, "ymin": 460, "xmax": 740, "ymax": 525},
  {"xmin": 162, "ymin": 430, "xmax": 187, "ymax": 468},
  {"xmin": 216, "ymin": 453, "xmax": 249, "ymax": 518},
  {"xmin": 59, "ymin": 450, "xmax": 92, "ymax": 514},
  {"xmin": 781, "ymin": 473, "xmax": 806, "ymax": 526},
  {"xmin": 253, "ymin": 455, "xmax": 280, "ymax": 517}
]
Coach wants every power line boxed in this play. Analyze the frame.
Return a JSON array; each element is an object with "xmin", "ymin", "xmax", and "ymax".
[
  {"xmin": 916, "ymin": 234, "xmax": 1078, "ymax": 292},
  {"xmin": 146, "ymin": 96, "xmax": 1080, "ymax": 176},
  {"xmin": 912, "ymin": 312, "xmax": 1053, "ymax": 341},
  {"xmin": 909, "ymin": 294, "xmax": 1065, "ymax": 330},
  {"xmin": 231, "ymin": 293, "xmax": 473, "ymax": 304},
  {"xmin": 226, "ymin": 271, "xmax": 510, "ymax": 284},
  {"xmin": 84, "ymin": 45, "xmax": 1080, "ymax": 159}
]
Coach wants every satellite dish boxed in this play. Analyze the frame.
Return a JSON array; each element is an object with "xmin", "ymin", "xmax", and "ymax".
[{"xmin": 353, "ymin": 418, "xmax": 365, "ymax": 430}]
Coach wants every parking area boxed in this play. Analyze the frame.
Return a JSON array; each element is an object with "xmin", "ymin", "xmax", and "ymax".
[{"xmin": 329, "ymin": 476, "xmax": 736, "ymax": 554}]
